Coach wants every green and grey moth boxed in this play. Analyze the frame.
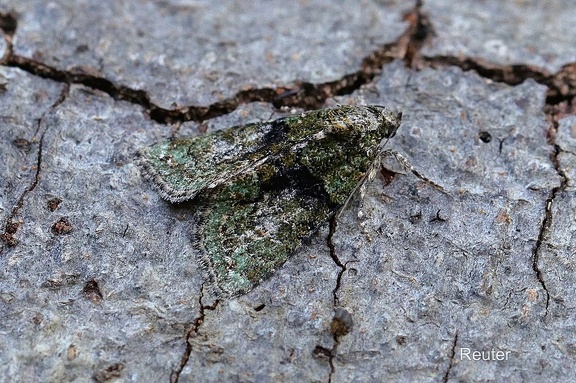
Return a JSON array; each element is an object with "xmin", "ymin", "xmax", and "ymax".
[{"xmin": 138, "ymin": 105, "xmax": 401, "ymax": 297}]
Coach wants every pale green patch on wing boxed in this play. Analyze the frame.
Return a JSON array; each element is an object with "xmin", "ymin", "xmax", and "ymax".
[
  {"xmin": 197, "ymin": 187, "xmax": 332, "ymax": 297},
  {"xmin": 138, "ymin": 121, "xmax": 276, "ymax": 202}
]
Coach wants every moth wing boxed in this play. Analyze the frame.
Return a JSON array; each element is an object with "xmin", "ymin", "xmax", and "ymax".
[
  {"xmin": 196, "ymin": 186, "xmax": 334, "ymax": 298},
  {"xmin": 138, "ymin": 121, "xmax": 278, "ymax": 203}
]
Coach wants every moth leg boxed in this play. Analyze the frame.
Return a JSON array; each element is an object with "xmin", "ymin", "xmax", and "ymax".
[
  {"xmin": 347, "ymin": 160, "xmax": 386, "ymax": 219},
  {"xmin": 337, "ymin": 156, "xmax": 382, "ymax": 219},
  {"xmin": 337, "ymin": 173, "xmax": 370, "ymax": 219},
  {"xmin": 379, "ymin": 150, "xmax": 449, "ymax": 195}
]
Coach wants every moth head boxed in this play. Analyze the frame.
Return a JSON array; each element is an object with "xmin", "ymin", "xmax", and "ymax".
[{"xmin": 365, "ymin": 105, "xmax": 402, "ymax": 139}]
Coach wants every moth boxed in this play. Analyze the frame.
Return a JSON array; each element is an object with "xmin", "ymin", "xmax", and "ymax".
[{"xmin": 139, "ymin": 105, "xmax": 402, "ymax": 297}]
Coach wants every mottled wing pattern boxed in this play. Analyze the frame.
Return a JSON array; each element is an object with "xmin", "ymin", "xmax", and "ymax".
[
  {"xmin": 138, "ymin": 105, "xmax": 403, "ymax": 297},
  {"xmin": 196, "ymin": 185, "xmax": 333, "ymax": 297},
  {"xmin": 138, "ymin": 120, "xmax": 280, "ymax": 202}
]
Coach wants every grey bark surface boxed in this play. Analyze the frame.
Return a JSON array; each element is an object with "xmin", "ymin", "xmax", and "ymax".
[{"xmin": 0, "ymin": 1, "xmax": 574, "ymax": 383}]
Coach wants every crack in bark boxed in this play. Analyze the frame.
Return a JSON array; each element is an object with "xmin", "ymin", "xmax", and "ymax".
[
  {"xmin": 418, "ymin": 56, "xmax": 576, "ymax": 109},
  {"xmin": 0, "ymin": 3, "xmax": 573, "ymax": 123},
  {"xmin": 2, "ymin": 49, "xmax": 405, "ymax": 124},
  {"xmin": 443, "ymin": 332, "xmax": 458, "ymax": 383},
  {"xmin": 323, "ymin": 215, "xmax": 346, "ymax": 381},
  {"xmin": 0, "ymin": 0, "xmax": 433, "ymax": 126},
  {"xmin": 326, "ymin": 216, "xmax": 346, "ymax": 308},
  {"xmin": 326, "ymin": 342, "xmax": 336, "ymax": 383},
  {"xmin": 532, "ymin": 200, "xmax": 552, "ymax": 317},
  {"xmin": 323, "ymin": 215, "xmax": 351, "ymax": 383},
  {"xmin": 403, "ymin": 0, "xmax": 434, "ymax": 66},
  {"xmin": 1, "ymin": 85, "xmax": 69, "ymax": 251},
  {"xmin": 316, "ymin": 309, "xmax": 356, "ymax": 383},
  {"xmin": 313, "ymin": 330, "xmax": 341, "ymax": 383},
  {"xmin": 531, "ymin": 112, "xmax": 570, "ymax": 317},
  {"xmin": 170, "ymin": 284, "xmax": 220, "ymax": 383},
  {"xmin": 324, "ymin": 215, "xmax": 359, "ymax": 383}
]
